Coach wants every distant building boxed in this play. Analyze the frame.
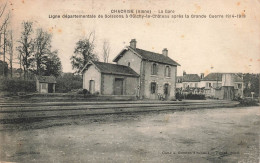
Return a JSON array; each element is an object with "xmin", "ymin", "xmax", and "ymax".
[
  {"xmin": 201, "ymin": 73, "xmax": 243, "ymax": 99},
  {"xmin": 177, "ymin": 72, "xmax": 243, "ymax": 100},
  {"xmin": 36, "ymin": 76, "xmax": 56, "ymax": 93},
  {"xmin": 81, "ymin": 39, "xmax": 180, "ymax": 100},
  {"xmin": 176, "ymin": 73, "xmax": 203, "ymax": 94}
]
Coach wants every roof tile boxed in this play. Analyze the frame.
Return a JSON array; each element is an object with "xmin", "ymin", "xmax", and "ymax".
[{"xmin": 93, "ymin": 61, "xmax": 139, "ymax": 77}]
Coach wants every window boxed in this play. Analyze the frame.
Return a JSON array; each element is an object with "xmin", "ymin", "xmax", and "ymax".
[
  {"xmin": 195, "ymin": 83, "xmax": 198, "ymax": 88},
  {"xmin": 165, "ymin": 66, "xmax": 171, "ymax": 77},
  {"xmin": 41, "ymin": 83, "xmax": 47, "ymax": 89},
  {"xmin": 150, "ymin": 82, "xmax": 157, "ymax": 94},
  {"xmin": 151, "ymin": 63, "xmax": 157, "ymax": 75},
  {"xmin": 128, "ymin": 62, "xmax": 130, "ymax": 67},
  {"xmin": 237, "ymin": 84, "xmax": 242, "ymax": 89},
  {"xmin": 207, "ymin": 83, "xmax": 212, "ymax": 88}
]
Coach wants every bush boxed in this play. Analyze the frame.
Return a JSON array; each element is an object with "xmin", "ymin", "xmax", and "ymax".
[
  {"xmin": 176, "ymin": 92, "xmax": 184, "ymax": 100},
  {"xmin": 186, "ymin": 93, "xmax": 206, "ymax": 100},
  {"xmin": 176, "ymin": 92, "xmax": 205, "ymax": 100},
  {"xmin": 55, "ymin": 73, "xmax": 82, "ymax": 93},
  {"xmin": 238, "ymin": 98, "xmax": 259, "ymax": 106},
  {"xmin": 0, "ymin": 79, "xmax": 36, "ymax": 93}
]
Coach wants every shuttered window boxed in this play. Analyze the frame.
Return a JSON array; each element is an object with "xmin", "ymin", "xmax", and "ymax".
[{"xmin": 151, "ymin": 63, "xmax": 157, "ymax": 75}]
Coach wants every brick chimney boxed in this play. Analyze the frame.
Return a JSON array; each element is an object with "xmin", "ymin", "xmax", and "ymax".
[
  {"xmin": 130, "ymin": 39, "xmax": 137, "ymax": 49},
  {"xmin": 200, "ymin": 73, "xmax": 204, "ymax": 79},
  {"xmin": 183, "ymin": 71, "xmax": 186, "ymax": 76},
  {"xmin": 162, "ymin": 48, "xmax": 168, "ymax": 57}
]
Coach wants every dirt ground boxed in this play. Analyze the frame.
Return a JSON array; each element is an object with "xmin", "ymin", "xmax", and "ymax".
[{"xmin": 0, "ymin": 106, "xmax": 259, "ymax": 163}]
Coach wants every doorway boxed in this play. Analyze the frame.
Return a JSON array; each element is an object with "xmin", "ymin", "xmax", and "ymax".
[
  {"xmin": 48, "ymin": 83, "xmax": 54, "ymax": 93},
  {"xmin": 164, "ymin": 83, "xmax": 170, "ymax": 99},
  {"xmin": 89, "ymin": 80, "xmax": 95, "ymax": 94},
  {"xmin": 114, "ymin": 78, "xmax": 124, "ymax": 95}
]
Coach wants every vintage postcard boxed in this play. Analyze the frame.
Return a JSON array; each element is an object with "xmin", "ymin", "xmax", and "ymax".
[{"xmin": 0, "ymin": 0, "xmax": 259, "ymax": 162}]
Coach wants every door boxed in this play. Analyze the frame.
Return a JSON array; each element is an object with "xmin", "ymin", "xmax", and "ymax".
[
  {"xmin": 89, "ymin": 80, "xmax": 95, "ymax": 94},
  {"xmin": 164, "ymin": 83, "xmax": 170, "ymax": 99},
  {"xmin": 114, "ymin": 78, "xmax": 124, "ymax": 95},
  {"xmin": 48, "ymin": 83, "xmax": 54, "ymax": 93}
]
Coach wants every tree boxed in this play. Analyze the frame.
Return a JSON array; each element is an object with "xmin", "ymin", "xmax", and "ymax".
[
  {"xmin": 43, "ymin": 50, "xmax": 62, "ymax": 77},
  {"xmin": 6, "ymin": 30, "xmax": 14, "ymax": 78},
  {"xmin": 0, "ymin": 2, "xmax": 10, "ymax": 78},
  {"xmin": 102, "ymin": 39, "xmax": 110, "ymax": 63},
  {"xmin": 16, "ymin": 21, "xmax": 34, "ymax": 80},
  {"xmin": 243, "ymin": 73, "xmax": 259, "ymax": 97},
  {"xmin": 31, "ymin": 28, "xmax": 52, "ymax": 75},
  {"xmin": 0, "ymin": 2, "xmax": 9, "ymax": 34},
  {"xmin": 70, "ymin": 32, "xmax": 99, "ymax": 73},
  {"xmin": 0, "ymin": 60, "xmax": 8, "ymax": 77}
]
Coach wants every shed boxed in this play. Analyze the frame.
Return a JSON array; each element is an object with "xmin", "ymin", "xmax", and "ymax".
[{"xmin": 36, "ymin": 76, "xmax": 56, "ymax": 93}]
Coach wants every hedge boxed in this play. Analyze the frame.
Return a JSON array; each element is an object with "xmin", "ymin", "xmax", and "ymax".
[
  {"xmin": 176, "ymin": 92, "xmax": 206, "ymax": 100},
  {"xmin": 0, "ymin": 79, "xmax": 36, "ymax": 93}
]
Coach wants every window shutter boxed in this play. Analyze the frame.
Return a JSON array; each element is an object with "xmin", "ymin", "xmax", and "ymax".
[
  {"xmin": 156, "ymin": 83, "xmax": 158, "ymax": 93},
  {"xmin": 168, "ymin": 84, "xmax": 171, "ymax": 96},
  {"xmin": 156, "ymin": 64, "xmax": 158, "ymax": 75},
  {"xmin": 169, "ymin": 67, "xmax": 171, "ymax": 77},
  {"xmin": 164, "ymin": 66, "xmax": 166, "ymax": 77},
  {"xmin": 151, "ymin": 64, "xmax": 153, "ymax": 75}
]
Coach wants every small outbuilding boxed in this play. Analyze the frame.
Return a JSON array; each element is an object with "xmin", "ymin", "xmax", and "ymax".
[{"xmin": 36, "ymin": 76, "xmax": 56, "ymax": 93}]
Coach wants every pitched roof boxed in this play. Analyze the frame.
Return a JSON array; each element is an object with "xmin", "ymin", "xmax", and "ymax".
[
  {"xmin": 113, "ymin": 46, "xmax": 180, "ymax": 66},
  {"xmin": 182, "ymin": 74, "xmax": 201, "ymax": 82},
  {"xmin": 92, "ymin": 61, "xmax": 139, "ymax": 77},
  {"xmin": 202, "ymin": 73, "xmax": 243, "ymax": 82},
  {"xmin": 202, "ymin": 73, "xmax": 222, "ymax": 81},
  {"xmin": 36, "ymin": 76, "xmax": 56, "ymax": 83}
]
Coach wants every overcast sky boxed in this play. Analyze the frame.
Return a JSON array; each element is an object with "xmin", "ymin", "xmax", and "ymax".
[{"xmin": 2, "ymin": 0, "xmax": 260, "ymax": 75}]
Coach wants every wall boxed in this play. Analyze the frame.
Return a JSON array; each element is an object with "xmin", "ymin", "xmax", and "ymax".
[
  {"xmin": 83, "ymin": 65, "xmax": 101, "ymax": 93},
  {"xmin": 102, "ymin": 74, "xmax": 138, "ymax": 95},
  {"xmin": 182, "ymin": 82, "xmax": 200, "ymax": 88},
  {"xmin": 40, "ymin": 83, "xmax": 48, "ymax": 93},
  {"xmin": 222, "ymin": 74, "xmax": 235, "ymax": 86},
  {"xmin": 116, "ymin": 50, "xmax": 142, "ymax": 75},
  {"xmin": 200, "ymin": 81, "xmax": 222, "ymax": 88},
  {"xmin": 142, "ymin": 61, "xmax": 177, "ymax": 100}
]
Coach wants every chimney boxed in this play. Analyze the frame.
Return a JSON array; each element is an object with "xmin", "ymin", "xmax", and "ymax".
[
  {"xmin": 130, "ymin": 39, "xmax": 137, "ymax": 49},
  {"xmin": 162, "ymin": 48, "xmax": 168, "ymax": 57},
  {"xmin": 183, "ymin": 71, "xmax": 186, "ymax": 76},
  {"xmin": 200, "ymin": 73, "xmax": 204, "ymax": 79}
]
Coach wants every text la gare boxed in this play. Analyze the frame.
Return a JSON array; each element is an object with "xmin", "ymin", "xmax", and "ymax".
[{"xmin": 158, "ymin": 10, "xmax": 175, "ymax": 13}]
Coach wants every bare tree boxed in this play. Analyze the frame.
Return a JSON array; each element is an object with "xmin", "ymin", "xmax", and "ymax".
[
  {"xmin": 0, "ymin": 2, "xmax": 10, "ymax": 77},
  {"xmin": 16, "ymin": 21, "xmax": 34, "ymax": 80},
  {"xmin": 6, "ymin": 30, "xmax": 14, "ymax": 78},
  {"xmin": 0, "ymin": 2, "xmax": 9, "ymax": 33},
  {"xmin": 102, "ymin": 39, "xmax": 110, "ymax": 63}
]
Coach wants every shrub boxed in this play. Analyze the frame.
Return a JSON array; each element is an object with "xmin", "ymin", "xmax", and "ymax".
[
  {"xmin": 176, "ymin": 92, "xmax": 206, "ymax": 100},
  {"xmin": 55, "ymin": 73, "xmax": 82, "ymax": 93},
  {"xmin": 82, "ymin": 89, "xmax": 90, "ymax": 95},
  {"xmin": 0, "ymin": 79, "xmax": 36, "ymax": 93},
  {"xmin": 238, "ymin": 98, "xmax": 259, "ymax": 106}
]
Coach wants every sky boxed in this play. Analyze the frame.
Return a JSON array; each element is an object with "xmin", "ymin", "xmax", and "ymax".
[{"xmin": 1, "ymin": 0, "xmax": 260, "ymax": 76}]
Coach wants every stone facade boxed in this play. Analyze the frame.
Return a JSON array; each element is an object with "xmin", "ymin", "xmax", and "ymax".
[{"xmin": 82, "ymin": 39, "xmax": 180, "ymax": 100}]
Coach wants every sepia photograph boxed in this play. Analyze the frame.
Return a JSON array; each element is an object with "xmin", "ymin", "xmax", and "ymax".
[{"xmin": 0, "ymin": 0, "xmax": 259, "ymax": 162}]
